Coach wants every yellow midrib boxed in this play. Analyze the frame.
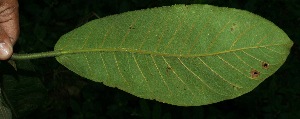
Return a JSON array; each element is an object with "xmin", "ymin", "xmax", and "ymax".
[{"xmin": 59, "ymin": 43, "xmax": 290, "ymax": 58}]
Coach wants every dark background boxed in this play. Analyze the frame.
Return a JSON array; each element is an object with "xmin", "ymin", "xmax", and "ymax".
[{"xmin": 1, "ymin": 0, "xmax": 300, "ymax": 119}]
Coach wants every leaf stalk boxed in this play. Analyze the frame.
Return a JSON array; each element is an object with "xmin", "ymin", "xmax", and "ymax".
[{"xmin": 11, "ymin": 51, "xmax": 63, "ymax": 60}]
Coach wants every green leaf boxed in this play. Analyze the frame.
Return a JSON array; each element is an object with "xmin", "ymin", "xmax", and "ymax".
[
  {"xmin": 54, "ymin": 4, "xmax": 293, "ymax": 106},
  {"xmin": 1, "ymin": 60, "xmax": 47, "ymax": 118},
  {"xmin": 0, "ymin": 92, "xmax": 12, "ymax": 119}
]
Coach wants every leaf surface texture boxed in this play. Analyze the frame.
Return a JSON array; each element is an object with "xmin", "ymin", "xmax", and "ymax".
[{"xmin": 54, "ymin": 5, "xmax": 293, "ymax": 106}]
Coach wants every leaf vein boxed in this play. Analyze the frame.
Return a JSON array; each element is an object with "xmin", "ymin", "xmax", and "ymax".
[
  {"xmin": 59, "ymin": 43, "xmax": 290, "ymax": 59},
  {"xmin": 263, "ymin": 47, "xmax": 285, "ymax": 55},
  {"xmin": 163, "ymin": 17, "xmax": 184, "ymax": 52},
  {"xmin": 258, "ymin": 48, "xmax": 274, "ymax": 59},
  {"xmin": 113, "ymin": 52, "xmax": 130, "ymax": 87},
  {"xmin": 83, "ymin": 54, "xmax": 94, "ymax": 79},
  {"xmin": 119, "ymin": 16, "xmax": 140, "ymax": 48},
  {"xmin": 230, "ymin": 21, "xmax": 260, "ymax": 49},
  {"xmin": 234, "ymin": 52, "xmax": 268, "ymax": 75},
  {"xmin": 132, "ymin": 53, "xmax": 154, "ymax": 97},
  {"xmin": 186, "ymin": 15, "xmax": 213, "ymax": 54},
  {"xmin": 198, "ymin": 57, "xmax": 242, "ymax": 89},
  {"xmin": 256, "ymin": 34, "xmax": 268, "ymax": 45},
  {"xmin": 138, "ymin": 14, "xmax": 157, "ymax": 50},
  {"xmin": 177, "ymin": 58, "xmax": 227, "ymax": 96},
  {"xmin": 100, "ymin": 53, "xmax": 110, "ymax": 80},
  {"xmin": 217, "ymin": 55, "xmax": 250, "ymax": 79},
  {"xmin": 81, "ymin": 24, "xmax": 93, "ymax": 49},
  {"xmin": 150, "ymin": 55, "xmax": 173, "ymax": 96},
  {"xmin": 162, "ymin": 56, "xmax": 196, "ymax": 103},
  {"xmin": 206, "ymin": 19, "xmax": 232, "ymax": 52},
  {"xmin": 100, "ymin": 25, "xmax": 114, "ymax": 48},
  {"xmin": 153, "ymin": 18, "xmax": 169, "ymax": 52},
  {"xmin": 178, "ymin": 20, "xmax": 196, "ymax": 55}
]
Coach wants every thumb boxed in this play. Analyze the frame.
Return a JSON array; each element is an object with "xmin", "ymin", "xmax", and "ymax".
[{"xmin": 0, "ymin": 27, "xmax": 13, "ymax": 60}]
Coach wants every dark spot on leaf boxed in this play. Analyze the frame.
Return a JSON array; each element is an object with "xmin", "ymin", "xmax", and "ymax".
[
  {"xmin": 166, "ymin": 66, "xmax": 172, "ymax": 75},
  {"xmin": 251, "ymin": 69, "xmax": 260, "ymax": 79},
  {"xmin": 167, "ymin": 66, "xmax": 171, "ymax": 70},
  {"xmin": 233, "ymin": 86, "xmax": 240, "ymax": 90},
  {"xmin": 129, "ymin": 26, "xmax": 135, "ymax": 29},
  {"xmin": 262, "ymin": 62, "xmax": 269, "ymax": 69},
  {"xmin": 231, "ymin": 23, "xmax": 236, "ymax": 31}
]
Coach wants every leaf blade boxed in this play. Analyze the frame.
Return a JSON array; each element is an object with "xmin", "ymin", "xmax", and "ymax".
[{"xmin": 55, "ymin": 4, "xmax": 293, "ymax": 106}]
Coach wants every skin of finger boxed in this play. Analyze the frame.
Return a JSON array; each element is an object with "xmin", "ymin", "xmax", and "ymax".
[
  {"xmin": 0, "ymin": 0, "xmax": 19, "ymax": 45},
  {"xmin": 0, "ymin": 26, "xmax": 13, "ymax": 60}
]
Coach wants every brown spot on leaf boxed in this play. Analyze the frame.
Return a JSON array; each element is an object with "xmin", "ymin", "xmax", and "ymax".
[
  {"xmin": 230, "ymin": 23, "xmax": 236, "ymax": 31},
  {"xmin": 166, "ymin": 66, "xmax": 172, "ymax": 75},
  {"xmin": 251, "ymin": 69, "xmax": 260, "ymax": 79},
  {"xmin": 129, "ymin": 26, "xmax": 135, "ymax": 29},
  {"xmin": 233, "ymin": 85, "xmax": 241, "ymax": 90},
  {"xmin": 262, "ymin": 62, "xmax": 269, "ymax": 69}
]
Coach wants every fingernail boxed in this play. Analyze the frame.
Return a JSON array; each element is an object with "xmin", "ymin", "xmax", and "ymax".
[{"xmin": 0, "ymin": 41, "xmax": 12, "ymax": 60}]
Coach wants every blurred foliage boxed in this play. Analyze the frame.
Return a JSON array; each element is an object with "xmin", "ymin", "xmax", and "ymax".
[
  {"xmin": 0, "ymin": 0, "xmax": 299, "ymax": 119},
  {"xmin": 1, "ymin": 60, "xmax": 47, "ymax": 118}
]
